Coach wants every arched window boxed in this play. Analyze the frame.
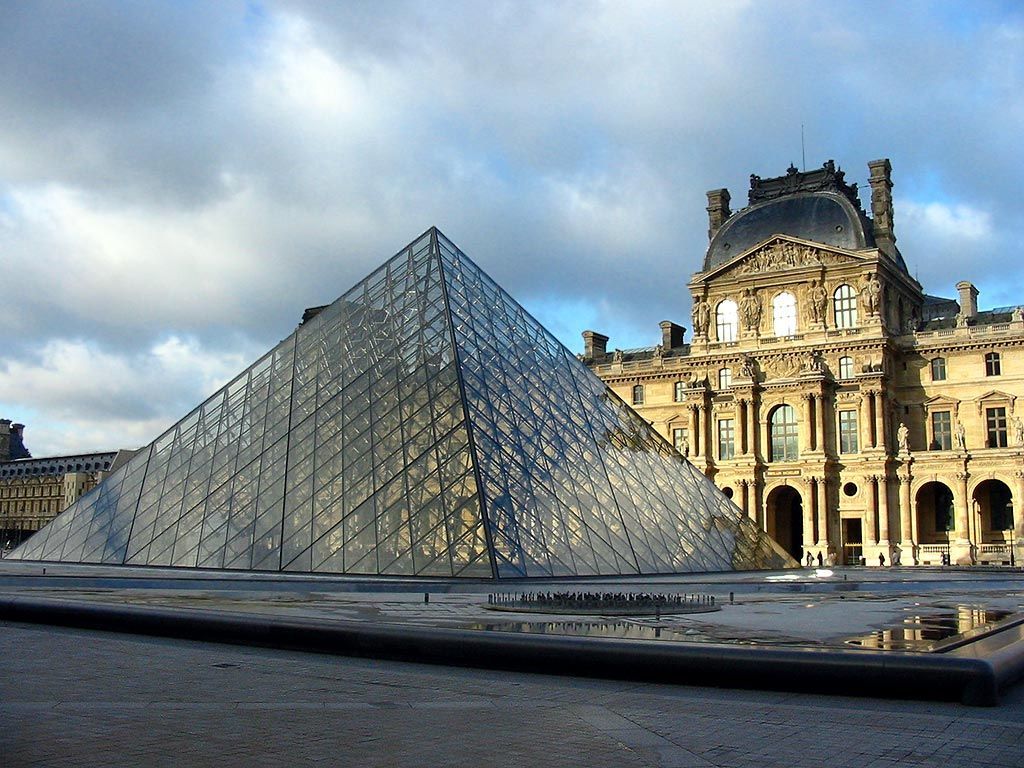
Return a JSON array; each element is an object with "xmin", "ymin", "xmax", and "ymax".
[
  {"xmin": 632, "ymin": 384, "xmax": 645, "ymax": 405},
  {"xmin": 930, "ymin": 357, "xmax": 947, "ymax": 381},
  {"xmin": 838, "ymin": 356, "xmax": 854, "ymax": 380},
  {"xmin": 833, "ymin": 284, "xmax": 858, "ymax": 328},
  {"xmin": 716, "ymin": 300, "xmax": 738, "ymax": 342},
  {"xmin": 772, "ymin": 292, "xmax": 797, "ymax": 337},
  {"xmin": 718, "ymin": 367, "xmax": 732, "ymax": 389},
  {"xmin": 769, "ymin": 404, "xmax": 799, "ymax": 462}
]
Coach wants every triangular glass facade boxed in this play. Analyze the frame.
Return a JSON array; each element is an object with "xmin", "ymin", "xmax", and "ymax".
[{"xmin": 10, "ymin": 228, "xmax": 792, "ymax": 577}]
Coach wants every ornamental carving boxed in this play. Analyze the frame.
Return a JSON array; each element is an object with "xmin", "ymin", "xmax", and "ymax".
[{"xmin": 736, "ymin": 240, "xmax": 846, "ymax": 275}]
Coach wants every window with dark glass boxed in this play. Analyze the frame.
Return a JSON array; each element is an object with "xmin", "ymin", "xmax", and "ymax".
[
  {"xmin": 985, "ymin": 352, "xmax": 1001, "ymax": 376},
  {"xmin": 716, "ymin": 300, "xmax": 738, "ymax": 342},
  {"xmin": 838, "ymin": 356, "xmax": 854, "ymax": 380},
  {"xmin": 769, "ymin": 405, "xmax": 798, "ymax": 462},
  {"xmin": 931, "ymin": 411, "xmax": 952, "ymax": 450},
  {"xmin": 986, "ymin": 406, "xmax": 1008, "ymax": 447},
  {"xmin": 833, "ymin": 284, "xmax": 858, "ymax": 328},
  {"xmin": 673, "ymin": 381, "xmax": 686, "ymax": 402},
  {"xmin": 838, "ymin": 410, "xmax": 858, "ymax": 454},
  {"xmin": 930, "ymin": 357, "xmax": 947, "ymax": 381},
  {"xmin": 632, "ymin": 384, "xmax": 645, "ymax": 405},
  {"xmin": 718, "ymin": 367, "xmax": 732, "ymax": 389},
  {"xmin": 718, "ymin": 419, "xmax": 735, "ymax": 460}
]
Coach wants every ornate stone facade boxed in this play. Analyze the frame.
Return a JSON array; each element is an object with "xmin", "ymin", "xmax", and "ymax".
[
  {"xmin": 584, "ymin": 159, "xmax": 1024, "ymax": 567},
  {"xmin": 0, "ymin": 423, "xmax": 135, "ymax": 550}
]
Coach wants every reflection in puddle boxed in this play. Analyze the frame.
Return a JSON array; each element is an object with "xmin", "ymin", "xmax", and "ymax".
[{"xmin": 845, "ymin": 606, "xmax": 1012, "ymax": 651}]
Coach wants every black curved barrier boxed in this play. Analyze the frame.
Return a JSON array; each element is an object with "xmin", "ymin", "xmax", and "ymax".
[{"xmin": 0, "ymin": 595, "xmax": 1010, "ymax": 707}]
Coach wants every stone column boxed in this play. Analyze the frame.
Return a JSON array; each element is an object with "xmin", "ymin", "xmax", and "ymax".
[
  {"xmin": 802, "ymin": 393, "xmax": 815, "ymax": 453},
  {"xmin": 955, "ymin": 471, "xmax": 971, "ymax": 544},
  {"xmin": 874, "ymin": 391, "xmax": 887, "ymax": 451},
  {"xmin": 878, "ymin": 475, "xmax": 891, "ymax": 544},
  {"xmin": 803, "ymin": 480, "xmax": 817, "ymax": 551},
  {"xmin": 1015, "ymin": 470, "xmax": 1024, "ymax": 564},
  {"xmin": 902, "ymin": 476, "xmax": 918, "ymax": 548},
  {"xmin": 816, "ymin": 394, "xmax": 828, "ymax": 454},
  {"xmin": 739, "ymin": 479, "xmax": 750, "ymax": 518},
  {"xmin": 814, "ymin": 476, "xmax": 829, "ymax": 548},
  {"xmin": 866, "ymin": 475, "xmax": 879, "ymax": 545}
]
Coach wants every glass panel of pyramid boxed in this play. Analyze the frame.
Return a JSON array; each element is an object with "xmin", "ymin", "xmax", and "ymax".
[{"xmin": 9, "ymin": 228, "xmax": 794, "ymax": 577}]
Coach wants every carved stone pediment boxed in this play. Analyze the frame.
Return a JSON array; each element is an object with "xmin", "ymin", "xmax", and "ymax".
[{"xmin": 704, "ymin": 236, "xmax": 868, "ymax": 281}]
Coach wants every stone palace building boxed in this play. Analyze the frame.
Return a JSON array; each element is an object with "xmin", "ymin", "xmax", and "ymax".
[{"xmin": 583, "ymin": 159, "xmax": 1024, "ymax": 568}]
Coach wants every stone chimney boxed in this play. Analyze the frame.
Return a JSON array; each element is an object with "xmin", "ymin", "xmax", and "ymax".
[
  {"xmin": 956, "ymin": 281, "xmax": 979, "ymax": 320},
  {"xmin": 867, "ymin": 159, "xmax": 896, "ymax": 255},
  {"xmin": 581, "ymin": 330, "xmax": 609, "ymax": 362},
  {"xmin": 7, "ymin": 423, "xmax": 30, "ymax": 460},
  {"xmin": 706, "ymin": 188, "xmax": 731, "ymax": 241},
  {"xmin": 0, "ymin": 419, "xmax": 10, "ymax": 463},
  {"xmin": 659, "ymin": 321, "xmax": 686, "ymax": 350}
]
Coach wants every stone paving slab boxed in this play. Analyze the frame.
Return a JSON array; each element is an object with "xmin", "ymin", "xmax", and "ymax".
[{"xmin": 2, "ymin": 622, "xmax": 1023, "ymax": 768}]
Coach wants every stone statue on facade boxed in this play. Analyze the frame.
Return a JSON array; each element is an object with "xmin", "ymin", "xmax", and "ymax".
[
  {"xmin": 653, "ymin": 344, "xmax": 664, "ymax": 361},
  {"xmin": 1013, "ymin": 306, "xmax": 1024, "ymax": 323},
  {"xmin": 739, "ymin": 288, "xmax": 761, "ymax": 331},
  {"xmin": 1014, "ymin": 416, "xmax": 1024, "ymax": 448},
  {"xmin": 739, "ymin": 354, "xmax": 756, "ymax": 380},
  {"xmin": 692, "ymin": 299, "xmax": 711, "ymax": 336},
  {"xmin": 612, "ymin": 349, "xmax": 623, "ymax": 364},
  {"xmin": 954, "ymin": 420, "xmax": 967, "ymax": 451},
  {"xmin": 861, "ymin": 272, "xmax": 882, "ymax": 316},
  {"xmin": 808, "ymin": 279, "xmax": 828, "ymax": 325},
  {"xmin": 897, "ymin": 422, "xmax": 910, "ymax": 454}
]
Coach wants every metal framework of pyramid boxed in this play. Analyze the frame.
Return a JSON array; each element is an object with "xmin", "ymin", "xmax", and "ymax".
[{"xmin": 11, "ymin": 228, "xmax": 792, "ymax": 578}]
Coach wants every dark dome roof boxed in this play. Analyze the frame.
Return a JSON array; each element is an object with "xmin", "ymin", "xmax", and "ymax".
[{"xmin": 704, "ymin": 192, "xmax": 875, "ymax": 272}]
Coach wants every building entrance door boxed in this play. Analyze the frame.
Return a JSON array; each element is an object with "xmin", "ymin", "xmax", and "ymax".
[{"xmin": 842, "ymin": 518, "xmax": 863, "ymax": 564}]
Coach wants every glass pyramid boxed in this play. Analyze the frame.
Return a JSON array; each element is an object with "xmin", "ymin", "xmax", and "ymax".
[{"xmin": 10, "ymin": 228, "xmax": 793, "ymax": 577}]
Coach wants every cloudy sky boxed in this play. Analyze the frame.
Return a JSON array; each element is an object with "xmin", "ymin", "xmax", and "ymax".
[{"xmin": 1, "ymin": 0, "xmax": 1022, "ymax": 456}]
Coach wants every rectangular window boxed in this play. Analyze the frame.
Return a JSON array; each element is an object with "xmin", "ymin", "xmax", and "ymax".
[
  {"xmin": 931, "ymin": 411, "xmax": 952, "ymax": 451},
  {"xmin": 838, "ymin": 410, "xmax": 858, "ymax": 454},
  {"xmin": 986, "ymin": 407, "xmax": 1008, "ymax": 448},
  {"xmin": 674, "ymin": 381, "xmax": 686, "ymax": 402},
  {"xmin": 930, "ymin": 358, "xmax": 947, "ymax": 381},
  {"xmin": 672, "ymin": 427, "xmax": 689, "ymax": 455},
  {"xmin": 985, "ymin": 352, "xmax": 1001, "ymax": 377},
  {"xmin": 632, "ymin": 384, "xmax": 644, "ymax": 405},
  {"xmin": 718, "ymin": 419, "xmax": 735, "ymax": 460}
]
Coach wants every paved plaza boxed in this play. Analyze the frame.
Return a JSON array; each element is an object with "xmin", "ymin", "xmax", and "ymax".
[
  {"xmin": 2, "ymin": 564, "xmax": 1023, "ymax": 766},
  {"xmin": 2, "ymin": 620, "xmax": 1023, "ymax": 768}
]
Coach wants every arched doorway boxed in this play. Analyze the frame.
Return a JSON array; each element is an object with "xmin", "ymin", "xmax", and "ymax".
[
  {"xmin": 766, "ymin": 485, "xmax": 803, "ymax": 559},
  {"xmin": 973, "ymin": 480, "xmax": 1013, "ymax": 561},
  {"xmin": 916, "ymin": 481, "xmax": 955, "ymax": 563}
]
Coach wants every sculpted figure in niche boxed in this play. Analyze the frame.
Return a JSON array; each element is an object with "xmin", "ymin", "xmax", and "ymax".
[
  {"xmin": 692, "ymin": 298, "xmax": 711, "ymax": 336},
  {"xmin": 861, "ymin": 272, "xmax": 882, "ymax": 316},
  {"xmin": 739, "ymin": 355, "xmax": 756, "ymax": 380},
  {"xmin": 897, "ymin": 422, "xmax": 910, "ymax": 453},
  {"xmin": 1014, "ymin": 417, "xmax": 1024, "ymax": 448},
  {"xmin": 739, "ymin": 288, "xmax": 761, "ymax": 331},
  {"xmin": 955, "ymin": 420, "xmax": 967, "ymax": 451},
  {"xmin": 808, "ymin": 279, "xmax": 828, "ymax": 324}
]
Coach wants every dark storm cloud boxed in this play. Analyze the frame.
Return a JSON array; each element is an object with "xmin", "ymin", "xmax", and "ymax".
[{"xmin": 0, "ymin": 0, "xmax": 1021, "ymax": 454}]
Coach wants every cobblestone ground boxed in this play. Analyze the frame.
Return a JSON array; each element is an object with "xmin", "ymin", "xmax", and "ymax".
[{"xmin": 2, "ymin": 622, "xmax": 1023, "ymax": 768}]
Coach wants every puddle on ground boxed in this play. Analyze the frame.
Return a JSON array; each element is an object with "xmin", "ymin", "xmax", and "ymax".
[
  {"xmin": 844, "ymin": 606, "xmax": 1013, "ymax": 651},
  {"xmin": 466, "ymin": 604, "xmax": 1019, "ymax": 653}
]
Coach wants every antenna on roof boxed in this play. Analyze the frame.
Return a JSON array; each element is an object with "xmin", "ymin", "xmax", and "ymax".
[{"xmin": 801, "ymin": 124, "xmax": 806, "ymax": 171}]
